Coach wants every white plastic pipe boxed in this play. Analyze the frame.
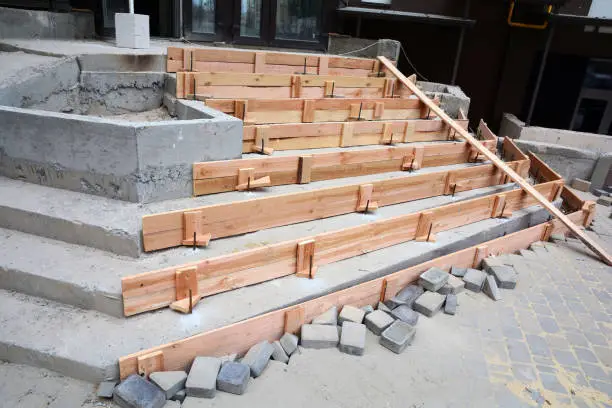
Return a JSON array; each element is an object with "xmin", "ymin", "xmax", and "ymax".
[{"xmin": 129, "ymin": 0, "xmax": 134, "ymax": 14}]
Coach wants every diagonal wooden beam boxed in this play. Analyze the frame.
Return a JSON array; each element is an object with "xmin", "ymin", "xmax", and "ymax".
[{"xmin": 378, "ymin": 56, "xmax": 612, "ymax": 266}]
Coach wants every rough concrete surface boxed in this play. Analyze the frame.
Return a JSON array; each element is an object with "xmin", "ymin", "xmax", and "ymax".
[{"xmin": 0, "ymin": 6, "xmax": 95, "ymax": 40}]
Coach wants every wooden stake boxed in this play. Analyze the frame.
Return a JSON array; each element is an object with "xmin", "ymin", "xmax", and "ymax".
[
  {"xmin": 181, "ymin": 211, "xmax": 211, "ymax": 247},
  {"xmin": 298, "ymin": 155, "xmax": 313, "ymax": 184},
  {"xmin": 378, "ymin": 56, "xmax": 612, "ymax": 265},
  {"xmin": 472, "ymin": 245, "xmax": 488, "ymax": 268},
  {"xmin": 415, "ymin": 211, "xmax": 435, "ymax": 242},
  {"xmin": 317, "ymin": 56, "xmax": 329, "ymax": 75},
  {"xmin": 296, "ymin": 239, "xmax": 316, "ymax": 278},
  {"xmin": 302, "ymin": 100, "xmax": 315, "ymax": 123},
  {"xmin": 356, "ymin": 184, "xmax": 379, "ymax": 213},
  {"xmin": 254, "ymin": 52, "xmax": 266, "ymax": 73},
  {"xmin": 340, "ymin": 122, "xmax": 354, "ymax": 147},
  {"xmin": 234, "ymin": 100, "xmax": 247, "ymax": 120},
  {"xmin": 137, "ymin": 351, "xmax": 164, "ymax": 378},
  {"xmin": 284, "ymin": 305, "xmax": 305, "ymax": 334}
]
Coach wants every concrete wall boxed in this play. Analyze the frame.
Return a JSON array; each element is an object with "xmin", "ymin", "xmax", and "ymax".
[
  {"xmin": 420, "ymin": 81, "xmax": 471, "ymax": 119},
  {"xmin": 0, "ymin": 104, "xmax": 242, "ymax": 203},
  {"xmin": 513, "ymin": 139, "xmax": 599, "ymax": 182},
  {"xmin": 0, "ymin": 6, "xmax": 94, "ymax": 39},
  {"xmin": 327, "ymin": 36, "xmax": 400, "ymax": 61}
]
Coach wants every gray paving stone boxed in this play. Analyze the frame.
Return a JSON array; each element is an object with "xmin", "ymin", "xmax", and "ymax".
[
  {"xmin": 574, "ymin": 347, "xmax": 598, "ymax": 364},
  {"xmin": 390, "ymin": 304, "xmax": 419, "ymax": 325},
  {"xmin": 438, "ymin": 274, "xmax": 465, "ymax": 295},
  {"xmin": 170, "ymin": 390, "xmax": 185, "ymax": 403},
  {"xmin": 463, "ymin": 269, "xmax": 487, "ymax": 292},
  {"xmin": 552, "ymin": 350, "xmax": 578, "ymax": 367},
  {"xmin": 540, "ymin": 372, "xmax": 567, "ymax": 394},
  {"xmin": 271, "ymin": 340, "xmax": 289, "ymax": 364},
  {"xmin": 588, "ymin": 379, "xmax": 612, "ymax": 396},
  {"xmin": 361, "ymin": 305, "xmax": 374, "ymax": 314},
  {"xmin": 507, "ymin": 340, "xmax": 531, "ymax": 363},
  {"xmin": 483, "ymin": 275, "xmax": 502, "ymax": 301},
  {"xmin": 486, "ymin": 264, "xmax": 518, "ymax": 289},
  {"xmin": 580, "ymin": 363, "xmax": 609, "ymax": 382},
  {"xmin": 186, "ymin": 356, "xmax": 222, "ymax": 398},
  {"xmin": 219, "ymin": 354, "xmax": 238, "ymax": 364},
  {"xmin": 242, "ymin": 341, "xmax": 274, "ymax": 378},
  {"xmin": 444, "ymin": 294, "xmax": 457, "ymax": 315},
  {"xmin": 386, "ymin": 285, "xmax": 424, "ymax": 309},
  {"xmin": 97, "ymin": 381, "xmax": 117, "ymax": 399},
  {"xmin": 418, "ymin": 267, "xmax": 449, "ymax": 292},
  {"xmin": 364, "ymin": 309, "xmax": 395, "ymax": 335},
  {"xmin": 451, "ymin": 265, "xmax": 467, "ymax": 277},
  {"xmin": 113, "ymin": 375, "xmax": 166, "ymax": 408},
  {"xmin": 312, "ymin": 306, "xmax": 337, "ymax": 325},
  {"xmin": 380, "ymin": 321, "xmax": 416, "ymax": 354},
  {"xmin": 216, "ymin": 361, "xmax": 250, "ymax": 395},
  {"xmin": 182, "ymin": 397, "xmax": 212, "ymax": 407},
  {"xmin": 377, "ymin": 301, "xmax": 392, "ymax": 313},
  {"xmin": 413, "ymin": 291, "xmax": 445, "ymax": 317},
  {"xmin": 526, "ymin": 335, "xmax": 551, "ymax": 358},
  {"xmin": 279, "ymin": 332, "xmax": 299, "ymax": 356},
  {"xmin": 150, "ymin": 371, "xmax": 187, "ymax": 399},
  {"xmin": 300, "ymin": 324, "xmax": 339, "ymax": 349},
  {"xmin": 338, "ymin": 305, "xmax": 365, "ymax": 325},
  {"xmin": 163, "ymin": 401, "xmax": 180, "ymax": 408},
  {"xmin": 537, "ymin": 316, "xmax": 560, "ymax": 333},
  {"xmin": 339, "ymin": 322, "xmax": 366, "ymax": 356}
]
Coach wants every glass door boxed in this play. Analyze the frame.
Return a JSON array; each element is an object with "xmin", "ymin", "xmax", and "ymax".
[
  {"xmin": 273, "ymin": 0, "xmax": 322, "ymax": 43},
  {"xmin": 184, "ymin": 0, "xmax": 224, "ymax": 41},
  {"xmin": 231, "ymin": 0, "xmax": 269, "ymax": 45}
]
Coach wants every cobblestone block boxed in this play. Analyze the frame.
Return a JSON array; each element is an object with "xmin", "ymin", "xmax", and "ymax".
[
  {"xmin": 361, "ymin": 305, "xmax": 374, "ymax": 314},
  {"xmin": 483, "ymin": 275, "xmax": 502, "ymax": 301},
  {"xmin": 463, "ymin": 269, "xmax": 487, "ymax": 292},
  {"xmin": 386, "ymin": 285, "xmax": 424, "ymax": 308},
  {"xmin": 279, "ymin": 332, "xmax": 299, "ymax": 356},
  {"xmin": 114, "ymin": 375, "xmax": 166, "ymax": 408},
  {"xmin": 418, "ymin": 267, "xmax": 449, "ymax": 292},
  {"xmin": 271, "ymin": 340, "xmax": 289, "ymax": 364},
  {"xmin": 486, "ymin": 264, "xmax": 518, "ymax": 289},
  {"xmin": 150, "ymin": 371, "xmax": 187, "ymax": 399},
  {"xmin": 338, "ymin": 305, "xmax": 365, "ymax": 325},
  {"xmin": 379, "ymin": 321, "xmax": 416, "ymax": 354},
  {"xmin": 451, "ymin": 265, "xmax": 467, "ymax": 277},
  {"xmin": 97, "ymin": 381, "xmax": 116, "ymax": 399},
  {"xmin": 312, "ymin": 306, "xmax": 337, "ymax": 325},
  {"xmin": 301, "ymin": 324, "xmax": 339, "ymax": 349},
  {"xmin": 242, "ymin": 341, "xmax": 274, "ymax": 378},
  {"xmin": 364, "ymin": 310, "xmax": 395, "ymax": 335},
  {"xmin": 444, "ymin": 294, "xmax": 457, "ymax": 315},
  {"xmin": 377, "ymin": 301, "xmax": 392, "ymax": 313},
  {"xmin": 390, "ymin": 304, "xmax": 419, "ymax": 325},
  {"xmin": 216, "ymin": 362, "xmax": 250, "ymax": 395},
  {"xmin": 413, "ymin": 291, "xmax": 445, "ymax": 317},
  {"xmin": 438, "ymin": 274, "xmax": 465, "ymax": 294},
  {"xmin": 339, "ymin": 322, "xmax": 366, "ymax": 356},
  {"xmin": 186, "ymin": 357, "xmax": 222, "ymax": 398},
  {"xmin": 170, "ymin": 390, "xmax": 185, "ymax": 403}
]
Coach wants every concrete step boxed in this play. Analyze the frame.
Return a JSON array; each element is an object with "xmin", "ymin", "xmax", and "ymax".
[
  {"xmin": 0, "ymin": 201, "xmax": 557, "ymax": 384},
  {"xmin": 0, "ymin": 177, "xmax": 525, "ymax": 319},
  {"xmin": 0, "ymin": 156, "xmax": 486, "ymax": 258}
]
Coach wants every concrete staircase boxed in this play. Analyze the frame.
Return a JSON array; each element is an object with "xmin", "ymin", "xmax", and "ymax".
[{"xmin": 0, "ymin": 145, "xmax": 557, "ymax": 383}]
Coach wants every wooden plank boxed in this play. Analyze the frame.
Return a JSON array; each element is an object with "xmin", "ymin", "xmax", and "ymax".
[
  {"xmin": 254, "ymin": 52, "xmax": 266, "ymax": 73},
  {"xmin": 119, "ymin": 202, "xmax": 588, "ymax": 378},
  {"xmin": 298, "ymin": 155, "xmax": 313, "ymax": 184},
  {"xmin": 296, "ymin": 239, "xmax": 316, "ymax": 278},
  {"xmin": 154, "ymin": 159, "xmax": 527, "ymax": 251},
  {"xmin": 128, "ymin": 178, "xmax": 557, "ymax": 315},
  {"xmin": 194, "ymin": 138, "xmax": 496, "ymax": 196},
  {"xmin": 379, "ymin": 56, "xmax": 612, "ymax": 266}
]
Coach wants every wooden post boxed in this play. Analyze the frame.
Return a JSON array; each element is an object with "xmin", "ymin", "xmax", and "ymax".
[
  {"xmin": 284, "ymin": 305, "xmax": 305, "ymax": 334},
  {"xmin": 415, "ymin": 211, "xmax": 435, "ymax": 242},
  {"xmin": 181, "ymin": 211, "xmax": 211, "ymax": 247},
  {"xmin": 296, "ymin": 239, "xmax": 316, "ymax": 278},
  {"xmin": 298, "ymin": 155, "xmax": 313, "ymax": 184},
  {"xmin": 473, "ymin": 245, "xmax": 489, "ymax": 268},
  {"xmin": 137, "ymin": 351, "xmax": 164, "ymax": 378},
  {"xmin": 378, "ymin": 56, "xmax": 612, "ymax": 265}
]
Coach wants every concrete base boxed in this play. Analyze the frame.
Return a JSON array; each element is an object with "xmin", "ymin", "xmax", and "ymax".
[
  {"xmin": 419, "ymin": 82, "xmax": 471, "ymax": 119},
  {"xmin": 0, "ymin": 6, "xmax": 94, "ymax": 40},
  {"xmin": 115, "ymin": 13, "xmax": 150, "ymax": 49}
]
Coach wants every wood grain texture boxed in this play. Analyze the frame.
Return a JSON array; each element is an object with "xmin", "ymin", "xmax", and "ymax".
[
  {"xmin": 150, "ymin": 158, "xmax": 526, "ymax": 252},
  {"xmin": 128, "ymin": 177, "xmax": 556, "ymax": 316},
  {"xmin": 119, "ymin": 196, "xmax": 587, "ymax": 378},
  {"xmin": 379, "ymin": 56, "xmax": 612, "ymax": 265}
]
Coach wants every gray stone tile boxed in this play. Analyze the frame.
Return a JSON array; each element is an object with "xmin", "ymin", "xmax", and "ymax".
[
  {"xmin": 532, "ymin": 303, "xmax": 553, "ymax": 316},
  {"xmin": 584, "ymin": 331, "xmax": 608, "ymax": 347},
  {"xmin": 545, "ymin": 334, "xmax": 570, "ymax": 350},
  {"xmin": 588, "ymin": 379, "xmax": 612, "ymax": 396},
  {"xmin": 526, "ymin": 334, "xmax": 552, "ymax": 358},
  {"xmin": 593, "ymin": 346, "xmax": 612, "ymax": 367},
  {"xmin": 511, "ymin": 364, "xmax": 538, "ymax": 383},
  {"xmin": 566, "ymin": 332, "xmax": 589, "ymax": 348},
  {"xmin": 506, "ymin": 340, "xmax": 532, "ymax": 364},
  {"xmin": 574, "ymin": 347, "xmax": 599, "ymax": 364},
  {"xmin": 501, "ymin": 324, "xmax": 524, "ymax": 340},
  {"xmin": 540, "ymin": 372, "xmax": 567, "ymax": 394},
  {"xmin": 533, "ymin": 356, "xmax": 555, "ymax": 367},
  {"xmin": 516, "ymin": 311, "xmax": 542, "ymax": 334},
  {"xmin": 552, "ymin": 349, "xmax": 578, "ymax": 367},
  {"xmin": 537, "ymin": 316, "xmax": 560, "ymax": 333},
  {"xmin": 581, "ymin": 363, "xmax": 610, "ymax": 382},
  {"xmin": 566, "ymin": 301, "xmax": 588, "ymax": 314}
]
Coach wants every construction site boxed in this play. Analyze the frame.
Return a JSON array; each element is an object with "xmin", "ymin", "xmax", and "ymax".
[{"xmin": 0, "ymin": 1, "xmax": 611, "ymax": 407}]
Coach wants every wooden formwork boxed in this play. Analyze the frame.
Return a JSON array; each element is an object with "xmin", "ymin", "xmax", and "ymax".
[
  {"xmin": 129, "ymin": 162, "xmax": 564, "ymax": 316},
  {"xmin": 167, "ymin": 47, "xmax": 386, "ymax": 77},
  {"xmin": 175, "ymin": 71, "xmax": 401, "ymax": 100},
  {"xmin": 204, "ymin": 96, "xmax": 432, "ymax": 124},
  {"xmin": 119, "ymin": 185, "xmax": 593, "ymax": 378},
  {"xmin": 193, "ymin": 137, "xmax": 497, "ymax": 196}
]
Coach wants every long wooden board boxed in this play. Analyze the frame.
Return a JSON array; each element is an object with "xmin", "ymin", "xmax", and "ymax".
[
  {"xmin": 193, "ymin": 138, "xmax": 498, "ymax": 196},
  {"xmin": 128, "ymin": 175, "xmax": 563, "ymax": 316},
  {"xmin": 147, "ymin": 158, "xmax": 528, "ymax": 251},
  {"xmin": 176, "ymin": 72, "xmax": 399, "ymax": 100},
  {"xmin": 378, "ymin": 56, "xmax": 612, "ymax": 265},
  {"xmin": 242, "ymin": 117, "xmax": 460, "ymax": 153},
  {"xmin": 205, "ymin": 97, "xmax": 434, "ymax": 124},
  {"xmin": 119, "ymin": 191, "xmax": 592, "ymax": 378},
  {"xmin": 167, "ymin": 47, "xmax": 385, "ymax": 77}
]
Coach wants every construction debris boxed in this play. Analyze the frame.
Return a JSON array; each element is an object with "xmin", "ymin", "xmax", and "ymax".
[
  {"xmin": 364, "ymin": 310, "xmax": 395, "ymax": 335},
  {"xmin": 279, "ymin": 333, "xmax": 299, "ymax": 356},
  {"xmin": 312, "ymin": 306, "xmax": 338, "ymax": 325},
  {"xmin": 338, "ymin": 305, "xmax": 366, "ymax": 325},
  {"xmin": 149, "ymin": 371, "xmax": 187, "ymax": 399},
  {"xmin": 242, "ymin": 341, "xmax": 274, "ymax": 378},
  {"xmin": 444, "ymin": 294, "xmax": 458, "ymax": 315},
  {"xmin": 301, "ymin": 324, "xmax": 340, "ymax": 349},
  {"xmin": 413, "ymin": 291, "xmax": 446, "ymax": 317},
  {"xmin": 113, "ymin": 374, "xmax": 166, "ymax": 408},
  {"xmin": 96, "ymin": 381, "xmax": 117, "ymax": 399},
  {"xmin": 483, "ymin": 275, "xmax": 502, "ymax": 301},
  {"xmin": 463, "ymin": 268, "xmax": 487, "ymax": 292},
  {"xmin": 185, "ymin": 357, "xmax": 221, "ymax": 398},
  {"xmin": 338, "ymin": 322, "xmax": 367, "ymax": 356},
  {"xmin": 216, "ymin": 362, "xmax": 250, "ymax": 395},
  {"xmin": 380, "ymin": 321, "xmax": 416, "ymax": 354},
  {"xmin": 271, "ymin": 341, "xmax": 289, "ymax": 364},
  {"xmin": 418, "ymin": 267, "xmax": 449, "ymax": 292},
  {"xmin": 390, "ymin": 304, "xmax": 419, "ymax": 325}
]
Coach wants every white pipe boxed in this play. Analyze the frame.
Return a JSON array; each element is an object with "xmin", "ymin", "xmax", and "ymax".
[{"xmin": 129, "ymin": 0, "xmax": 134, "ymax": 14}]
